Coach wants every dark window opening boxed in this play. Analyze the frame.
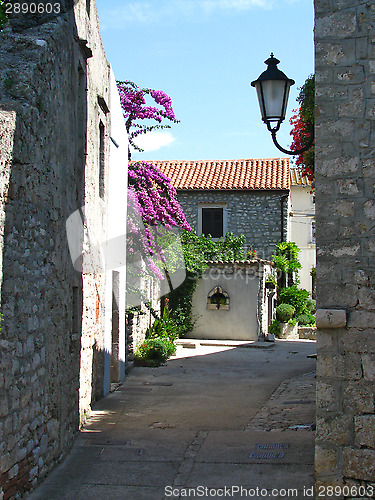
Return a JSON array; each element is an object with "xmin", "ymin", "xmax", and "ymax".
[
  {"xmin": 99, "ymin": 121, "xmax": 105, "ymax": 199},
  {"xmin": 207, "ymin": 286, "xmax": 230, "ymax": 310},
  {"xmin": 202, "ymin": 208, "xmax": 223, "ymax": 238}
]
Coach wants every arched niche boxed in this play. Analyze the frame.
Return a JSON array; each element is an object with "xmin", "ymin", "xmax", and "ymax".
[{"xmin": 207, "ymin": 286, "xmax": 230, "ymax": 310}]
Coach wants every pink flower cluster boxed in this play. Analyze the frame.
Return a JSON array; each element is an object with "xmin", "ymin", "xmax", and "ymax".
[
  {"xmin": 118, "ymin": 80, "xmax": 189, "ymax": 278},
  {"xmin": 127, "ymin": 161, "xmax": 191, "ymax": 279},
  {"xmin": 117, "ymin": 81, "xmax": 179, "ymax": 149}
]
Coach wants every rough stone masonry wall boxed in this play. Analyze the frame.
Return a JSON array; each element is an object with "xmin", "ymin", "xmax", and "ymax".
[
  {"xmin": 0, "ymin": 2, "xmax": 111, "ymax": 497},
  {"xmin": 315, "ymin": 0, "xmax": 375, "ymax": 494},
  {"xmin": 177, "ymin": 190, "xmax": 289, "ymax": 260}
]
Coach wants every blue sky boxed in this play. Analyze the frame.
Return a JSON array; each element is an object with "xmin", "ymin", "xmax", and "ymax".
[{"xmin": 96, "ymin": 0, "xmax": 314, "ymax": 162}]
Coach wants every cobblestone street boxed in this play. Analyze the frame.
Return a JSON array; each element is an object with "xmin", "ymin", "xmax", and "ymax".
[{"xmin": 29, "ymin": 340, "xmax": 316, "ymax": 500}]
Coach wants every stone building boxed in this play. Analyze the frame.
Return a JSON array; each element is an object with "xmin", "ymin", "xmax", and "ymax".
[
  {"xmin": 154, "ymin": 158, "xmax": 290, "ymax": 260},
  {"xmin": 315, "ymin": 0, "xmax": 375, "ymax": 492},
  {"xmin": 0, "ymin": 1, "xmax": 128, "ymax": 497}
]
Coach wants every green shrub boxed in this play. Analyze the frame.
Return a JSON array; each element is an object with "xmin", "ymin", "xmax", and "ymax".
[
  {"xmin": 297, "ymin": 312, "xmax": 316, "ymax": 326},
  {"xmin": 162, "ymin": 338, "xmax": 177, "ymax": 357},
  {"xmin": 276, "ymin": 303, "xmax": 295, "ymax": 323},
  {"xmin": 305, "ymin": 298, "xmax": 316, "ymax": 314},
  {"xmin": 134, "ymin": 339, "xmax": 169, "ymax": 367},
  {"xmin": 268, "ymin": 319, "xmax": 281, "ymax": 337},
  {"xmin": 145, "ymin": 301, "xmax": 179, "ymax": 342},
  {"xmin": 278, "ymin": 286, "xmax": 310, "ymax": 316}
]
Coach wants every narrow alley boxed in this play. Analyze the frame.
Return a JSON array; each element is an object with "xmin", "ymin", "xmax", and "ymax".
[{"xmin": 29, "ymin": 340, "xmax": 316, "ymax": 500}]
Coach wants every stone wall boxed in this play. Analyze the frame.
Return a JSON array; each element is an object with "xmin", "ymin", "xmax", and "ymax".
[
  {"xmin": 0, "ymin": 1, "xmax": 115, "ymax": 496},
  {"xmin": 315, "ymin": 0, "xmax": 375, "ymax": 493},
  {"xmin": 177, "ymin": 190, "xmax": 289, "ymax": 260}
]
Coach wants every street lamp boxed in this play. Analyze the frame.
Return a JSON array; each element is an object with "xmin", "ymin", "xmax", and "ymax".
[{"xmin": 251, "ymin": 53, "xmax": 314, "ymax": 156}]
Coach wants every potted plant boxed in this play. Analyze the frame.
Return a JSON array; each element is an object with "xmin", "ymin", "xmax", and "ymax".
[{"xmin": 276, "ymin": 303, "xmax": 299, "ymax": 339}]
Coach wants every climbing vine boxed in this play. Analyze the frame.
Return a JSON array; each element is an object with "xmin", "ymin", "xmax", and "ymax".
[
  {"xmin": 167, "ymin": 231, "xmax": 247, "ymax": 336},
  {"xmin": 290, "ymin": 75, "xmax": 315, "ymax": 182}
]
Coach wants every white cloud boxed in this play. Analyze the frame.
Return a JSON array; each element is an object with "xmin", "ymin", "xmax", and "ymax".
[
  {"xmin": 201, "ymin": 0, "xmax": 270, "ymax": 12},
  {"xmin": 132, "ymin": 131, "xmax": 176, "ymax": 152},
  {"xmin": 100, "ymin": 0, "xmax": 272, "ymax": 28}
]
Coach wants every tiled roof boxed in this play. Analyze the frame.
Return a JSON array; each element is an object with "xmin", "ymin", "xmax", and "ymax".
[
  {"xmin": 149, "ymin": 158, "xmax": 290, "ymax": 191},
  {"xmin": 290, "ymin": 166, "xmax": 311, "ymax": 187}
]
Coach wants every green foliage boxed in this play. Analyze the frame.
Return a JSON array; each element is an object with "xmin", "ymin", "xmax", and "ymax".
[
  {"xmin": 296, "ymin": 312, "xmax": 316, "ymax": 327},
  {"xmin": 4, "ymin": 78, "xmax": 14, "ymax": 89},
  {"xmin": 273, "ymin": 242, "xmax": 301, "ymax": 274},
  {"xmin": 145, "ymin": 301, "xmax": 179, "ymax": 342},
  {"xmin": 310, "ymin": 266, "xmax": 316, "ymax": 299},
  {"xmin": 305, "ymin": 298, "xmax": 316, "ymax": 314},
  {"xmin": 291, "ymin": 75, "xmax": 315, "ymax": 181},
  {"xmin": 0, "ymin": 0, "xmax": 8, "ymax": 31},
  {"xmin": 134, "ymin": 339, "xmax": 169, "ymax": 367},
  {"xmin": 180, "ymin": 230, "xmax": 245, "ymax": 275},
  {"xmin": 161, "ymin": 338, "xmax": 177, "ymax": 357},
  {"xmin": 298, "ymin": 75, "xmax": 315, "ymax": 128},
  {"xmin": 265, "ymin": 273, "xmax": 277, "ymax": 286},
  {"xmin": 272, "ymin": 241, "xmax": 301, "ymax": 288},
  {"xmin": 276, "ymin": 303, "xmax": 295, "ymax": 323},
  {"xmin": 167, "ymin": 276, "xmax": 197, "ymax": 337},
  {"xmin": 278, "ymin": 286, "xmax": 311, "ymax": 319},
  {"xmin": 167, "ymin": 230, "xmax": 247, "ymax": 337},
  {"xmin": 268, "ymin": 319, "xmax": 281, "ymax": 337},
  {"xmin": 288, "ymin": 317, "xmax": 298, "ymax": 327}
]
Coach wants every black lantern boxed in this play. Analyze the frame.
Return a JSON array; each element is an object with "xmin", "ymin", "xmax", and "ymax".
[{"xmin": 251, "ymin": 53, "xmax": 314, "ymax": 156}]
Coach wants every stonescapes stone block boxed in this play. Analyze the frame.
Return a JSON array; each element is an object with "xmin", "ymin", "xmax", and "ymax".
[
  {"xmin": 315, "ymin": 445, "xmax": 339, "ymax": 476},
  {"xmin": 315, "ymin": 11, "xmax": 357, "ymax": 39},
  {"xmin": 316, "ymin": 415, "xmax": 353, "ymax": 446},
  {"xmin": 317, "ymin": 353, "xmax": 363, "ymax": 381},
  {"xmin": 343, "ymin": 448, "xmax": 375, "ymax": 481},
  {"xmin": 316, "ymin": 381, "xmax": 339, "ymax": 411},
  {"xmin": 316, "ymin": 309, "xmax": 347, "ymax": 329},
  {"xmin": 355, "ymin": 415, "xmax": 375, "ymax": 448},
  {"xmin": 343, "ymin": 382, "xmax": 375, "ymax": 414}
]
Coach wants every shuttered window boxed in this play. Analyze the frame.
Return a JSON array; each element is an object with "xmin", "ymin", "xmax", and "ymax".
[{"xmin": 202, "ymin": 208, "xmax": 223, "ymax": 238}]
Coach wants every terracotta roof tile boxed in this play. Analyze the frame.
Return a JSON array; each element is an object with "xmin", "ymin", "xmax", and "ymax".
[
  {"xmin": 290, "ymin": 166, "xmax": 311, "ymax": 187},
  {"xmin": 146, "ymin": 158, "xmax": 290, "ymax": 191}
]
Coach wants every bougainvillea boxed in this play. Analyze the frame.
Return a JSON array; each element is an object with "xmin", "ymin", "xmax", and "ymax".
[
  {"xmin": 290, "ymin": 75, "xmax": 315, "ymax": 182},
  {"xmin": 117, "ymin": 80, "xmax": 180, "ymax": 156},
  {"xmin": 127, "ymin": 164, "xmax": 192, "ymax": 280},
  {"xmin": 117, "ymin": 80, "xmax": 189, "ymax": 280},
  {"xmin": 127, "ymin": 161, "xmax": 191, "ymax": 279}
]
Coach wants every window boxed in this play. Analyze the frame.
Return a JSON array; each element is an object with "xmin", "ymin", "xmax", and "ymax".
[
  {"xmin": 99, "ymin": 121, "xmax": 105, "ymax": 199},
  {"xmin": 202, "ymin": 207, "xmax": 224, "ymax": 238}
]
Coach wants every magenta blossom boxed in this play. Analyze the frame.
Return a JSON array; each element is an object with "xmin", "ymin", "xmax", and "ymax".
[{"xmin": 117, "ymin": 80, "xmax": 179, "ymax": 155}]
